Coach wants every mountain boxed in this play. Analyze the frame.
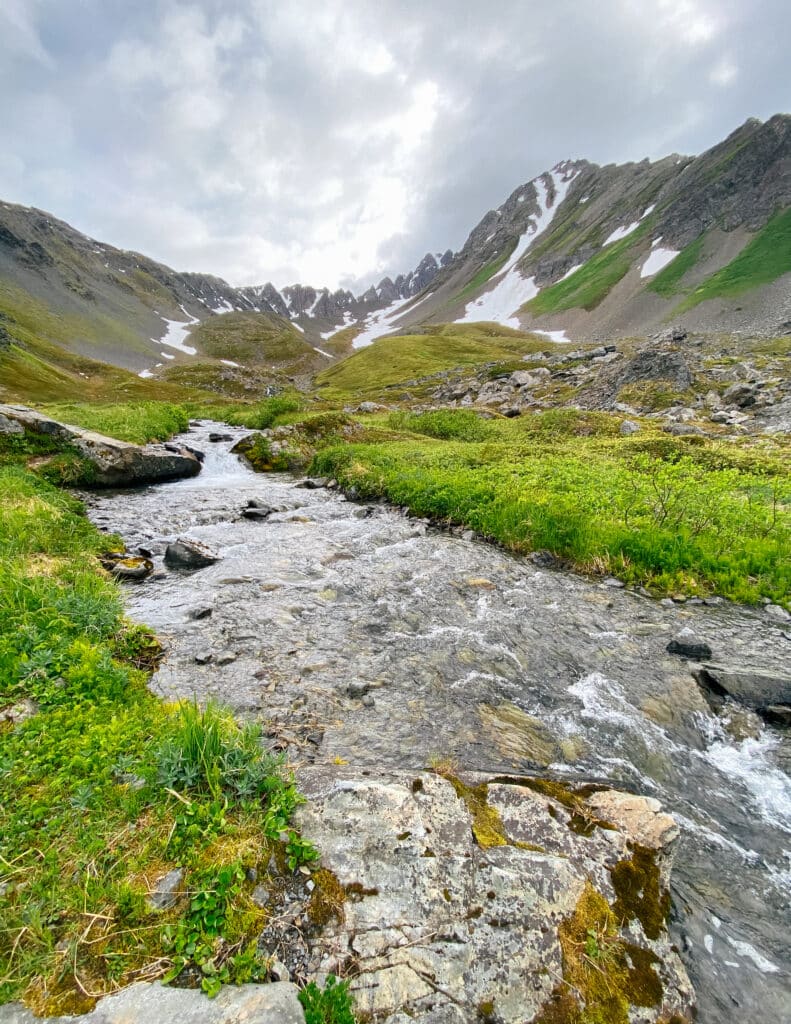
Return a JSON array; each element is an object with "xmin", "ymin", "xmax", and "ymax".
[
  {"xmin": 1, "ymin": 113, "xmax": 789, "ymax": 392},
  {"xmin": 0, "ymin": 197, "xmax": 451, "ymax": 381},
  {"xmin": 387, "ymin": 114, "xmax": 791, "ymax": 344}
]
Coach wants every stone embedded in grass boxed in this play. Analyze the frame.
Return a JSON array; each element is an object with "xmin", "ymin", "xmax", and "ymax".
[
  {"xmin": 147, "ymin": 867, "xmax": 184, "ymax": 910},
  {"xmin": 164, "ymin": 537, "xmax": 220, "ymax": 569}
]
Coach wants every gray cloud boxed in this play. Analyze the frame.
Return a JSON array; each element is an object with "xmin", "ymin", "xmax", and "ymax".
[{"xmin": 1, "ymin": 0, "xmax": 789, "ymax": 290}]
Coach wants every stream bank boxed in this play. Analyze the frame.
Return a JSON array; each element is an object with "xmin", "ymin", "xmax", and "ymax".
[{"xmin": 83, "ymin": 421, "xmax": 790, "ymax": 1023}]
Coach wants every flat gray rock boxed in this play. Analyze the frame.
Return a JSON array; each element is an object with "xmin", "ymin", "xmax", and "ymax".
[{"xmin": 0, "ymin": 983, "xmax": 304, "ymax": 1024}]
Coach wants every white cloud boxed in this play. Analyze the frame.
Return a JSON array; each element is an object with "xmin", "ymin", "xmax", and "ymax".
[
  {"xmin": 710, "ymin": 56, "xmax": 738, "ymax": 86},
  {"xmin": 0, "ymin": 0, "xmax": 787, "ymax": 292},
  {"xmin": 0, "ymin": 0, "xmax": 53, "ymax": 66}
]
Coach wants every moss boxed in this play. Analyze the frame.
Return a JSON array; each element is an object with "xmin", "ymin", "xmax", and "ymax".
[
  {"xmin": 344, "ymin": 882, "xmax": 379, "ymax": 901},
  {"xmin": 306, "ymin": 868, "xmax": 346, "ymax": 927},
  {"xmin": 534, "ymin": 881, "xmax": 665, "ymax": 1024},
  {"xmin": 477, "ymin": 998, "xmax": 497, "ymax": 1022},
  {"xmin": 610, "ymin": 843, "xmax": 671, "ymax": 941},
  {"xmin": 515, "ymin": 778, "xmax": 612, "ymax": 836},
  {"xmin": 441, "ymin": 773, "xmax": 509, "ymax": 848},
  {"xmin": 532, "ymin": 985, "xmax": 583, "ymax": 1024}
]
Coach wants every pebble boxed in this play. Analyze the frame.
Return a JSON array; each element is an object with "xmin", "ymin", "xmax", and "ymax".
[
  {"xmin": 216, "ymin": 651, "xmax": 238, "ymax": 665},
  {"xmin": 194, "ymin": 650, "xmax": 213, "ymax": 664}
]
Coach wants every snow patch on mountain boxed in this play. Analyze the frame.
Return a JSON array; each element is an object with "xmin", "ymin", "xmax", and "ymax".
[
  {"xmin": 159, "ymin": 306, "xmax": 199, "ymax": 356},
  {"xmin": 457, "ymin": 167, "xmax": 577, "ymax": 328},
  {"xmin": 352, "ymin": 296, "xmax": 415, "ymax": 349},
  {"xmin": 321, "ymin": 311, "xmax": 356, "ymax": 340},
  {"xmin": 604, "ymin": 221, "xmax": 640, "ymax": 245},
  {"xmin": 640, "ymin": 245, "xmax": 680, "ymax": 278}
]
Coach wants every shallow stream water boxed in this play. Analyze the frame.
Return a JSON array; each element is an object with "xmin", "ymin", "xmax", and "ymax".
[{"xmin": 86, "ymin": 421, "xmax": 791, "ymax": 1023}]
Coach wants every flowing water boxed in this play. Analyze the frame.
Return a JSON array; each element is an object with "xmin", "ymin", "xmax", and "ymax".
[{"xmin": 86, "ymin": 422, "xmax": 791, "ymax": 1023}]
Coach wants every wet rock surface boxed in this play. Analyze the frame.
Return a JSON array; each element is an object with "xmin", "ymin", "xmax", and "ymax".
[
  {"xmin": 297, "ymin": 767, "xmax": 693, "ymax": 1022},
  {"xmin": 83, "ymin": 422, "xmax": 791, "ymax": 1024}
]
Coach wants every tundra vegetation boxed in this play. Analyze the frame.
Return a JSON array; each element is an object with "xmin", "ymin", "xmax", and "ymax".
[
  {"xmin": 0, "ymin": 431, "xmax": 348, "ymax": 1016},
  {"xmin": 0, "ymin": 320, "xmax": 788, "ymax": 1023}
]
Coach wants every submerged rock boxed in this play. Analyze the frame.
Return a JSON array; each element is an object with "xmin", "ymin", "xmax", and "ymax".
[
  {"xmin": 694, "ymin": 664, "xmax": 791, "ymax": 717},
  {"xmin": 164, "ymin": 538, "xmax": 220, "ymax": 570},
  {"xmin": 667, "ymin": 630, "xmax": 713, "ymax": 660},
  {"xmin": 101, "ymin": 553, "xmax": 154, "ymax": 581}
]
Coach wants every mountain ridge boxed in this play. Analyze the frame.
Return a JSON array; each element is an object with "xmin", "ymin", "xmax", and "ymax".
[{"xmin": 1, "ymin": 113, "xmax": 790, "ymax": 386}]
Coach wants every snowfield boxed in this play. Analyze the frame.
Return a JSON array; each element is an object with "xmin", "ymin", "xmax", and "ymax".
[
  {"xmin": 351, "ymin": 296, "xmax": 415, "ymax": 349},
  {"xmin": 640, "ymin": 244, "xmax": 680, "ymax": 278},
  {"xmin": 159, "ymin": 306, "xmax": 199, "ymax": 356},
  {"xmin": 457, "ymin": 166, "xmax": 578, "ymax": 329},
  {"xmin": 603, "ymin": 221, "xmax": 640, "ymax": 245}
]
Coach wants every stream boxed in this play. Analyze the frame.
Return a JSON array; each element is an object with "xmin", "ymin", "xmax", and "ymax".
[{"xmin": 86, "ymin": 421, "xmax": 791, "ymax": 1023}]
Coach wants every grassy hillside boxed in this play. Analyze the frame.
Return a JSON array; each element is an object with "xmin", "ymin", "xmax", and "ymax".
[
  {"xmin": 316, "ymin": 323, "xmax": 558, "ymax": 401},
  {"xmin": 0, "ymin": 339, "xmax": 208, "ymax": 406},
  {"xmin": 186, "ymin": 312, "xmax": 317, "ymax": 367},
  {"xmin": 0, "ymin": 280, "xmax": 153, "ymax": 360},
  {"xmin": 676, "ymin": 206, "xmax": 791, "ymax": 311},
  {"xmin": 523, "ymin": 222, "xmax": 651, "ymax": 316}
]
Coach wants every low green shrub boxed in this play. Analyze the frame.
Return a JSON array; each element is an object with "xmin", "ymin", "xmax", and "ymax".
[
  {"xmin": 388, "ymin": 409, "xmax": 493, "ymax": 441},
  {"xmin": 299, "ymin": 975, "xmax": 356, "ymax": 1024},
  {"xmin": 311, "ymin": 430, "xmax": 790, "ymax": 604}
]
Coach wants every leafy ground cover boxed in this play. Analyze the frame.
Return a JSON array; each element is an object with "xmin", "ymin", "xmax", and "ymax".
[
  {"xmin": 0, "ymin": 458, "xmax": 328, "ymax": 1014},
  {"xmin": 40, "ymin": 402, "xmax": 191, "ymax": 445},
  {"xmin": 310, "ymin": 409, "xmax": 790, "ymax": 605}
]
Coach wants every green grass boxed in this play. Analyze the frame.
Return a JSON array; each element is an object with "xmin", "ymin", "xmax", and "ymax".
[
  {"xmin": 39, "ymin": 402, "xmax": 190, "ymax": 445},
  {"xmin": 524, "ymin": 223, "xmax": 651, "ymax": 316},
  {"xmin": 387, "ymin": 409, "xmax": 495, "ymax": 442},
  {"xmin": 310, "ymin": 411, "xmax": 790, "ymax": 604},
  {"xmin": 453, "ymin": 250, "xmax": 512, "ymax": 304},
  {"xmin": 647, "ymin": 235, "xmax": 706, "ymax": 297},
  {"xmin": 186, "ymin": 312, "xmax": 316, "ymax": 368},
  {"xmin": 316, "ymin": 324, "xmax": 558, "ymax": 402},
  {"xmin": 0, "ymin": 462, "xmax": 321, "ymax": 1013},
  {"xmin": 192, "ymin": 394, "xmax": 304, "ymax": 431},
  {"xmin": 675, "ymin": 206, "xmax": 791, "ymax": 311}
]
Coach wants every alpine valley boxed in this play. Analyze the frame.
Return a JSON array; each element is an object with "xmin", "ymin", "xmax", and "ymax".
[{"xmin": 0, "ymin": 114, "xmax": 789, "ymax": 1024}]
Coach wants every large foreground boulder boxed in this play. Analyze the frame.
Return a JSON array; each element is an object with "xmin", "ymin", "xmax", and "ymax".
[
  {"xmin": 297, "ymin": 767, "xmax": 695, "ymax": 1023},
  {"xmin": 0, "ymin": 982, "xmax": 304, "ymax": 1024},
  {"xmin": 0, "ymin": 404, "xmax": 201, "ymax": 487}
]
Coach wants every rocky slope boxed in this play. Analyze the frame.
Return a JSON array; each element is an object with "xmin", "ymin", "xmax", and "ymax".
[
  {"xmin": 391, "ymin": 114, "xmax": 791, "ymax": 343},
  {"xmin": 1, "ymin": 114, "xmax": 789, "ymax": 384},
  {"xmin": 0, "ymin": 197, "xmax": 449, "ymax": 375}
]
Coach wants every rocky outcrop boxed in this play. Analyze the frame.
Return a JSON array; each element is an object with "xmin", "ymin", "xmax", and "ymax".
[
  {"xmin": 297, "ymin": 767, "xmax": 694, "ymax": 1023},
  {"xmin": 0, "ymin": 982, "xmax": 304, "ymax": 1024},
  {"xmin": 695, "ymin": 664, "xmax": 791, "ymax": 719},
  {"xmin": 0, "ymin": 405, "xmax": 201, "ymax": 486}
]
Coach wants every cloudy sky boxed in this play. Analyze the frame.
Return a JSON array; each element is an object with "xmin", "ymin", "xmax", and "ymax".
[{"xmin": 1, "ymin": 1, "xmax": 789, "ymax": 291}]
